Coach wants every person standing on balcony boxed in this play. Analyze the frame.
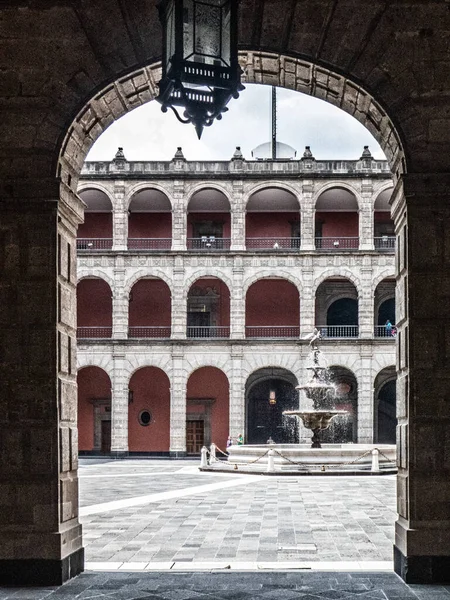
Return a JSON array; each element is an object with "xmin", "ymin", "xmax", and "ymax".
[{"xmin": 385, "ymin": 320, "xmax": 393, "ymax": 336}]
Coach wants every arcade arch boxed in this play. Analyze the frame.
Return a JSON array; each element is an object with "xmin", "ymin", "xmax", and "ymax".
[
  {"xmin": 77, "ymin": 188, "xmax": 113, "ymax": 250},
  {"xmin": 246, "ymin": 186, "xmax": 300, "ymax": 250},
  {"xmin": 245, "ymin": 367, "xmax": 299, "ymax": 444},
  {"xmin": 246, "ymin": 278, "xmax": 300, "ymax": 338},
  {"xmin": 77, "ymin": 278, "xmax": 113, "ymax": 339},
  {"xmin": 77, "ymin": 367, "xmax": 112, "ymax": 454},
  {"xmin": 187, "ymin": 188, "xmax": 231, "ymax": 250},
  {"xmin": 128, "ymin": 188, "xmax": 172, "ymax": 250}
]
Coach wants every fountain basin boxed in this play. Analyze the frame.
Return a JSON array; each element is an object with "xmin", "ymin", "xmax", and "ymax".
[{"xmin": 226, "ymin": 443, "xmax": 396, "ymax": 469}]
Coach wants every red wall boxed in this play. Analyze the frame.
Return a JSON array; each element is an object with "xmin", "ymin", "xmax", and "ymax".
[
  {"xmin": 128, "ymin": 213, "xmax": 172, "ymax": 238},
  {"xmin": 246, "ymin": 212, "xmax": 299, "ymax": 238},
  {"xmin": 246, "ymin": 279, "xmax": 299, "ymax": 326},
  {"xmin": 315, "ymin": 212, "xmax": 359, "ymax": 237},
  {"xmin": 189, "ymin": 278, "xmax": 230, "ymax": 326},
  {"xmin": 77, "ymin": 367, "xmax": 111, "ymax": 451},
  {"xmin": 187, "ymin": 367, "xmax": 229, "ymax": 450},
  {"xmin": 187, "ymin": 213, "xmax": 231, "ymax": 237},
  {"xmin": 77, "ymin": 279, "xmax": 112, "ymax": 326},
  {"xmin": 128, "ymin": 367, "xmax": 170, "ymax": 452},
  {"xmin": 78, "ymin": 213, "xmax": 113, "ymax": 238},
  {"xmin": 129, "ymin": 279, "xmax": 171, "ymax": 326},
  {"xmin": 374, "ymin": 212, "xmax": 394, "ymax": 224}
]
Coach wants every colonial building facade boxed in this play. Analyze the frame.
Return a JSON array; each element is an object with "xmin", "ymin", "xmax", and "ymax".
[{"xmin": 77, "ymin": 145, "xmax": 396, "ymax": 457}]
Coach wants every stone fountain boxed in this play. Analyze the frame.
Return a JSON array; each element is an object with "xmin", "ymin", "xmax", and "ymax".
[
  {"xmin": 284, "ymin": 329, "xmax": 347, "ymax": 448},
  {"xmin": 209, "ymin": 329, "xmax": 396, "ymax": 473}
]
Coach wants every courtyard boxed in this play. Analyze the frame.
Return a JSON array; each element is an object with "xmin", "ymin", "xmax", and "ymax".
[{"xmin": 79, "ymin": 458, "xmax": 396, "ymax": 571}]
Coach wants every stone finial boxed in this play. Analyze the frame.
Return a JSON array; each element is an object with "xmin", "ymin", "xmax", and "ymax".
[
  {"xmin": 302, "ymin": 146, "xmax": 315, "ymax": 160},
  {"xmin": 232, "ymin": 146, "xmax": 244, "ymax": 160},
  {"xmin": 114, "ymin": 146, "xmax": 126, "ymax": 161},
  {"xmin": 173, "ymin": 146, "xmax": 186, "ymax": 160},
  {"xmin": 360, "ymin": 145, "xmax": 373, "ymax": 159}
]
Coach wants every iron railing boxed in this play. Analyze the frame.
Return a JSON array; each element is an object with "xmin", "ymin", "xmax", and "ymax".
[
  {"xmin": 315, "ymin": 237, "xmax": 359, "ymax": 250},
  {"xmin": 246, "ymin": 237, "xmax": 301, "ymax": 250},
  {"xmin": 77, "ymin": 238, "xmax": 113, "ymax": 250},
  {"xmin": 187, "ymin": 326, "xmax": 230, "ymax": 338},
  {"xmin": 77, "ymin": 326, "xmax": 112, "ymax": 339},
  {"xmin": 374, "ymin": 325, "xmax": 397, "ymax": 337},
  {"xmin": 245, "ymin": 326, "xmax": 300, "ymax": 338},
  {"xmin": 128, "ymin": 326, "xmax": 171, "ymax": 338},
  {"xmin": 374, "ymin": 236, "xmax": 395, "ymax": 251},
  {"xmin": 127, "ymin": 238, "xmax": 172, "ymax": 250},
  {"xmin": 187, "ymin": 237, "xmax": 231, "ymax": 250},
  {"xmin": 316, "ymin": 325, "xmax": 359, "ymax": 338}
]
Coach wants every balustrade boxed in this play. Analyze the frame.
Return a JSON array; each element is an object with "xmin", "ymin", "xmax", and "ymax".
[
  {"xmin": 316, "ymin": 325, "xmax": 359, "ymax": 338},
  {"xmin": 245, "ymin": 326, "xmax": 300, "ymax": 338},
  {"xmin": 315, "ymin": 237, "xmax": 359, "ymax": 250},
  {"xmin": 77, "ymin": 326, "xmax": 112, "ymax": 338},
  {"xmin": 187, "ymin": 326, "xmax": 230, "ymax": 338},
  {"xmin": 77, "ymin": 238, "xmax": 113, "ymax": 250},
  {"xmin": 246, "ymin": 237, "xmax": 301, "ymax": 250},
  {"xmin": 186, "ymin": 237, "xmax": 231, "ymax": 250},
  {"xmin": 128, "ymin": 326, "xmax": 171, "ymax": 338},
  {"xmin": 127, "ymin": 238, "xmax": 172, "ymax": 250}
]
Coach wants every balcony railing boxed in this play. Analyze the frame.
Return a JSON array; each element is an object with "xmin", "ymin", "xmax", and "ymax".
[
  {"xmin": 187, "ymin": 326, "xmax": 230, "ymax": 338},
  {"xmin": 245, "ymin": 326, "xmax": 300, "ymax": 338},
  {"xmin": 315, "ymin": 237, "xmax": 359, "ymax": 250},
  {"xmin": 128, "ymin": 326, "xmax": 171, "ymax": 338},
  {"xmin": 128, "ymin": 238, "xmax": 172, "ymax": 250},
  {"xmin": 246, "ymin": 237, "xmax": 301, "ymax": 250},
  {"xmin": 374, "ymin": 236, "xmax": 395, "ymax": 251},
  {"xmin": 77, "ymin": 326, "xmax": 112, "ymax": 339},
  {"xmin": 187, "ymin": 237, "xmax": 231, "ymax": 250},
  {"xmin": 374, "ymin": 325, "xmax": 397, "ymax": 338},
  {"xmin": 77, "ymin": 238, "xmax": 113, "ymax": 250},
  {"xmin": 317, "ymin": 325, "xmax": 359, "ymax": 338}
]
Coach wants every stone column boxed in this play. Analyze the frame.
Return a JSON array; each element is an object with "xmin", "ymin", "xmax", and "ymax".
[
  {"xmin": 359, "ymin": 180, "xmax": 374, "ymax": 250},
  {"xmin": 112, "ymin": 258, "xmax": 128, "ymax": 339},
  {"xmin": 170, "ymin": 345, "xmax": 187, "ymax": 456},
  {"xmin": 231, "ymin": 258, "xmax": 245, "ymax": 338},
  {"xmin": 0, "ymin": 181, "xmax": 84, "ymax": 584},
  {"xmin": 229, "ymin": 345, "xmax": 245, "ymax": 439},
  {"xmin": 392, "ymin": 174, "xmax": 450, "ymax": 583},
  {"xmin": 356, "ymin": 350, "xmax": 373, "ymax": 443},
  {"xmin": 300, "ymin": 181, "xmax": 315, "ymax": 250},
  {"xmin": 110, "ymin": 350, "xmax": 129, "ymax": 456},
  {"xmin": 171, "ymin": 258, "xmax": 186, "ymax": 338},
  {"xmin": 300, "ymin": 265, "xmax": 314, "ymax": 337},
  {"xmin": 359, "ymin": 264, "xmax": 374, "ymax": 338},
  {"xmin": 231, "ymin": 180, "xmax": 245, "ymax": 251},
  {"xmin": 171, "ymin": 183, "xmax": 186, "ymax": 251},
  {"xmin": 112, "ymin": 181, "xmax": 127, "ymax": 251}
]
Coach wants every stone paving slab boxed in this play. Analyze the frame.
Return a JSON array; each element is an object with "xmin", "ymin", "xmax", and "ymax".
[
  {"xmin": 1, "ymin": 572, "xmax": 449, "ymax": 600},
  {"xmin": 79, "ymin": 459, "xmax": 396, "ymax": 565}
]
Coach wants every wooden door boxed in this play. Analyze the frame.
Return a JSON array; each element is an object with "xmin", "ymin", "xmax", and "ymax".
[
  {"xmin": 101, "ymin": 420, "xmax": 111, "ymax": 453},
  {"xmin": 186, "ymin": 420, "xmax": 204, "ymax": 454}
]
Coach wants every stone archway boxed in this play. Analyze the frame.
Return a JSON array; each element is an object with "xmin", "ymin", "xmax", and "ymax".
[{"xmin": 1, "ymin": 1, "xmax": 450, "ymax": 584}]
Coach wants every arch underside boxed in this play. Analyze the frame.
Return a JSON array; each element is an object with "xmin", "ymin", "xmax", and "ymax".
[{"xmin": 60, "ymin": 51, "xmax": 404, "ymax": 192}]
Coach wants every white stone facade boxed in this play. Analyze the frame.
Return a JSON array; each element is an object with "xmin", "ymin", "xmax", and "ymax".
[{"xmin": 77, "ymin": 151, "xmax": 396, "ymax": 454}]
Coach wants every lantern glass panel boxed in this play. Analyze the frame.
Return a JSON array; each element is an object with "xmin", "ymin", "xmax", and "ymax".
[{"xmin": 182, "ymin": 0, "xmax": 229, "ymax": 66}]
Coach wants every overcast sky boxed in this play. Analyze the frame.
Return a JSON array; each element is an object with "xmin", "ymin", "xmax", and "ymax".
[{"xmin": 86, "ymin": 84, "xmax": 386, "ymax": 162}]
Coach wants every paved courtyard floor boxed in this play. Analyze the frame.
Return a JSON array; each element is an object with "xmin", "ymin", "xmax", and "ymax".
[
  {"xmin": 2, "ymin": 460, "xmax": 450, "ymax": 599},
  {"xmin": 79, "ymin": 458, "xmax": 396, "ymax": 571}
]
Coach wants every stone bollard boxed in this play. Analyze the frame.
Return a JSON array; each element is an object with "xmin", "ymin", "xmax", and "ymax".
[
  {"xmin": 371, "ymin": 448, "xmax": 380, "ymax": 472},
  {"xmin": 200, "ymin": 446, "xmax": 208, "ymax": 468},
  {"xmin": 210, "ymin": 443, "xmax": 217, "ymax": 463},
  {"xmin": 267, "ymin": 448, "xmax": 275, "ymax": 473}
]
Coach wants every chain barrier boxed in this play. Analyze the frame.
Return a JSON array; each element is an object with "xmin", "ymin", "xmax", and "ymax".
[
  {"xmin": 213, "ymin": 444, "xmax": 230, "ymax": 457},
  {"xmin": 204, "ymin": 445, "xmax": 395, "ymax": 472}
]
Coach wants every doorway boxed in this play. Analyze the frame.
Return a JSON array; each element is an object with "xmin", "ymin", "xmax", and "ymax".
[
  {"xmin": 100, "ymin": 420, "xmax": 111, "ymax": 453},
  {"xmin": 186, "ymin": 420, "xmax": 205, "ymax": 454}
]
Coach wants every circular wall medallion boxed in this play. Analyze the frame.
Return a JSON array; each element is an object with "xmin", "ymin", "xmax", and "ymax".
[{"xmin": 138, "ymin": 410, "xmax": 152, "ymax": 426}]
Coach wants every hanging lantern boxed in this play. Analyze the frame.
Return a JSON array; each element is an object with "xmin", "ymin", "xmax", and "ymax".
[
  {"xmin": 156, "ymin": 0, "xmax": 244, "ymax": 139},
  {"xmin": 269, "ymin": 390, "xmax": 277, "ymax": 405}
]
